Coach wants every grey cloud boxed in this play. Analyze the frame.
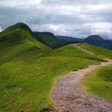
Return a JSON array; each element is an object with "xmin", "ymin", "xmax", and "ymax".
[
  {"xmin": 0, "ymin": 7, "xmax": 27, "ymax": 29},
  {"xmin": 0, "ymin": 0, "xmax": 112, "ymax": 39}
]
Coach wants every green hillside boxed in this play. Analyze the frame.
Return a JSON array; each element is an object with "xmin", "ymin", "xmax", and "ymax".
[
  {"xmin": 79, "ymin": 43, "xmax": 112, "ymax": 101},
  {"xmin": 77, "ymin": 43, "xmax": 112, "ymax": 59},
  {"xmin": 0, "ymin": 23, "xmax": 51, "ymax": 64},
  {"xmin": 0, "ymin": 23, "xmax": 111, "ymax": 112},
  {"xmin": 82, "ymin": 65, "xmax": 112, "ymax": 101}
]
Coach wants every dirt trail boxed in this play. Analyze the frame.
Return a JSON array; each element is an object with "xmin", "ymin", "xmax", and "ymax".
[{"xmin": 51, "ymin": 45, "xmax": 112, "ymax": 112}]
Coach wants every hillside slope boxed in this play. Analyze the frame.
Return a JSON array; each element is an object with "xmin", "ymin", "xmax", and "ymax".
[
  {"xmin": 33, "ymin": 32, "xmax": 83, "ymax": 49},
  {"xmin": 76, "ymin": 43, "xmax": 112, "ymax": 59},
  {"xmin": 0, "ymin": 23, "xmax": 112, "ymax": 112},
  {"xmin": 0, "ymin": 44, "xmax": 102, "ymax": 112},
  {"xmin": 82, "ymin": 63, "xmax": 112, "ymax": 102},
  {"xmin": 0, "ymin": 23, "xmax": 51, "ymax": 64}
]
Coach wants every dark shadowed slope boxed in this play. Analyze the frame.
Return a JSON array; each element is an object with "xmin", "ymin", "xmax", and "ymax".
[
  {"xmin": 33, "ymin": 32, "xmax": 82, "ymax": 49},
  {"xmin": 33, "ymin": 32, "xmax": 67, "ymax": 49},
  {"xmin": 56, "ymin": 35, "xmax": 83, "ymax": 43}
]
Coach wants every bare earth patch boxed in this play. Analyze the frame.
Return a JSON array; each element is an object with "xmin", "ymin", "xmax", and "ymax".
[{"xmin": 51, "ymin": 60, "xmax": 112, "ymax": 112}]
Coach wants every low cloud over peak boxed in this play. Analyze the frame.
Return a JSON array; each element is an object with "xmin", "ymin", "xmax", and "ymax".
[{"xmin": 0, "ymin": 0, "xmax": 112, "ymax": 39}]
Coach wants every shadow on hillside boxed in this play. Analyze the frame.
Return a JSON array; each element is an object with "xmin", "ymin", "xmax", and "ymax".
[{"xmin": 40, "ymin": 105, "xmax": 57, "ymax": 112}]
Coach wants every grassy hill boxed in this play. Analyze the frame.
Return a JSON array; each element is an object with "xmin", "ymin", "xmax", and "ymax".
[
  {"xmin": 0, "ymin": 23, "xmax": 51, "ymax": 64},
  {"xmin": 82, "ymin": 64, "xmax": 112, "ymax": 101},
  {"xmin": 0, "ymin": 23, "xmax": 112, "ymax": 112},
  {"xmin": 79, "ymin": 43, "xmax": 112, "ymax": 101},
  {"xmin": 77, "ymin": 43, "xmax": 112, "ymax": 59}
]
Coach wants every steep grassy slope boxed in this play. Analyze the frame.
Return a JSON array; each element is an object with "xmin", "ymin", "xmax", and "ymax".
[
  {"xmin": 82, "ymin": 65, "xmax": 112, "ymax": 101},
  {"xmin": 0, "ymin": 23, "xmax": 107, "ymax": 112},
  {"xmin": 0, "ymin": 23, "xmax": 51, "ymax": 64}
]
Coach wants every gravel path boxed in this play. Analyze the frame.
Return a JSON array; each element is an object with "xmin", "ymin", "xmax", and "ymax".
[{"xmin": 51, "ymin": 60, "xmax": 112, "ymax": 112}]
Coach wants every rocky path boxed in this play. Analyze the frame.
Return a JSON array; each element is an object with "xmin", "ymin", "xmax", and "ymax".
[{"xmin": 51, "ymin": 59, "xmax": 112, "ymax": 112}]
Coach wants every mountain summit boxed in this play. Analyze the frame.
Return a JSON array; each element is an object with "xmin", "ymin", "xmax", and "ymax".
[{"xmin": 4, "ymin": 22, "xmax": 32, "ymax": 32}]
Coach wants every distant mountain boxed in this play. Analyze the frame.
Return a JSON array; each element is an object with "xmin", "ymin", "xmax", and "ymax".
[
  {"xmin": 56, "ymin": 36, "xmax": 83, "ymax": 43},
  {"xmin": 56, "ymin": 35, "xmax": 112, "ymax": 50},
  {"xmin": 84, "ymin": 35, "xmax": 112, "ymax": 50}
]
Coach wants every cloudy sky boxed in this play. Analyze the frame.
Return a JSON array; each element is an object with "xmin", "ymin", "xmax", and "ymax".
[{"xmin": 0, "ymin": 0, "xmax": 112, "ymax": 39}]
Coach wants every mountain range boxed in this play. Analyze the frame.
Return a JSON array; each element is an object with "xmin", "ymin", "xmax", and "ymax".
[
  {"xmin": 1, "ymin": 22, "xmax": 112, "ymax": 50},
  {"xmin": 34, "ymin": 31, "xmax": 112, "ymax": 50},
  {"xmin": 33, "ymin": 32, "xmax": 112, "ymax": 50},
  {"xmin": 56, "ymin": 35, "xmax": 112, "ymax": 50}
]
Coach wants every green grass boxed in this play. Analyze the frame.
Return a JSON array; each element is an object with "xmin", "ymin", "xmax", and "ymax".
[
  {"xmin": 80, "ymin": 43, "xmax": 112, "ymax": 59},
  {"xmin": 0, "ymin": 25, "xmax": 51, "ymax": 64},
  {"xmin": 0, "ymin": 23, "xmax": 110, "ymax": 112},
  {"xmin": 82, "ymin": 65, "xmax": 112, "ymax": 101},
  {"xmin": 0, "ymin": 43, "xmax": 102, "ymax": 112}
]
